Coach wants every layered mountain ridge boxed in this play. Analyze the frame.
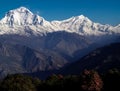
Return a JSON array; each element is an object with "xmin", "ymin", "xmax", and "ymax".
[
  {"xmin": 0, "ymin": 7, "xmax": 119, "ymax": 36},
  {"xmin": 61, "ymin": 43, "xmax": 120, "ymax": 74},
  {"xmin": 0, "ymin": 7, "xmax": 120, "ymax": 78}
]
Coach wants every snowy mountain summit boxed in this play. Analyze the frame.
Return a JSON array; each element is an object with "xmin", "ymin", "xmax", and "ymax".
[
  {"xmin": 0, "ymin": 7, "xmax": 46, "ymax": 26},
  {"xmin": 0, "ymin": 7, "xmax": 120, "ymax": 77},
  {"xmin": 0, "ymin": 7, "xmax": 119, "ymax": 36}
]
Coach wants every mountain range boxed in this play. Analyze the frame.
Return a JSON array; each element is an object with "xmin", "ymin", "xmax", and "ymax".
[
  {"xmin": 61, "ymin": 43, "xmax": 120, "ymax": 75},
  {"xmin": 0, "ymin": 7, "xmax": 120, "ymax": 77},
  {"xmin": 0, "ymin": 7, "xmax": 120, "ymax": 36}
]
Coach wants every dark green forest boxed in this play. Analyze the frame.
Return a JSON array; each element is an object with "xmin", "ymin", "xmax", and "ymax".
[{"xmin": 0, "ymin": 69, "xmax": 120, "ymax": 91}]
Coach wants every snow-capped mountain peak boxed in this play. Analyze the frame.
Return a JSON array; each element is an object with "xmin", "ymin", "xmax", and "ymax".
[
  {"xmin": 51, "ymin": 15, "xmax": 94, "ymax": 34},
  {"xmin": 0, "ymin": 7, "xmax": 39, "ymax": 26},
  {"xmin": 0, "ymin": 7, "xmax": 119, "ymax": 36},
  {"xmin": 75, "ymin": 15, "xmax": 89, "ymax": 21},
  {"xmin": 15, "ymin": 7, "xmax": 33, "ymax": 14}
]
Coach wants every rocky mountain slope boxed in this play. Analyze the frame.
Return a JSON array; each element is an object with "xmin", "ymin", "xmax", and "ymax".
[
  {"xmin": 0, "ymin": 7, "xmax": 120, "ymax": 77},
  {"xmin": 61, "ymin": 43, "xmax": 120, "ymax": 74},
  {"xmin": 0, "ymin": 43, "xmax": 68, "ymax": 77}
]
